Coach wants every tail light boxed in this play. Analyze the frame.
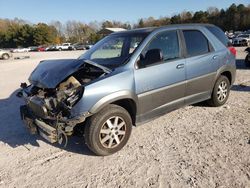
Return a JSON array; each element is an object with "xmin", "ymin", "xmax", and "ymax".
[{"xmin": 228, "ymin": 47, "xmax": 236, "ymax": 56}]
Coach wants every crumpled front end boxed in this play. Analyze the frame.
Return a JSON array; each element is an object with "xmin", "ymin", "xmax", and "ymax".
[
  {"xmin": 18, "ymin": 77, "xmax": 90, "ymax": 146},
  {"xmin": 17, "ymin": 59, "xmax": 109, "ymax": 146}
]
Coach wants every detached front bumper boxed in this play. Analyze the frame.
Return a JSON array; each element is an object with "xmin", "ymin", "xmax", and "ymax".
[
  {"xmin": 20, "ymin": 105, "xmax": 58, "ymax": 143},
  {"xmin": 20, "ymin": 105, "xmax": 90, "ymax": 145}
]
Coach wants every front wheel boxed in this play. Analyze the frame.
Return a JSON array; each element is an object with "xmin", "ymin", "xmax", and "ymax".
[
  {"xmin": 207, "ymin": 75, "xmax": 230, "ymax": 107},
  {"xmin": 84, "ymin": 104, "xmax": 132, "ymax": 156},
  {"xmin": 2, "ymin": 53, "xmax": 10, "ymax": 60}
]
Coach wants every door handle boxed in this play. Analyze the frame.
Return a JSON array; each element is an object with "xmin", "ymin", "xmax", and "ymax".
[
  {"xmin": 176, "ymin": 64, "xmax": 184, "ymax": 69},
  {"xmin": 213, "ymin": 55, "xmax": 219, "ymax": 60}
]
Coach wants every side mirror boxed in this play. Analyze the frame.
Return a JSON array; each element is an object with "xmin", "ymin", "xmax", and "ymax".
[{"xmin": 138, "ymin": 49, "xmax": 163, "ymax": 68}]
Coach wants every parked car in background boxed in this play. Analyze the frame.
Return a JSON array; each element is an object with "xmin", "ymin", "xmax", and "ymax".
[
  {"xmin": 37, "ymin": 46, "xmax": 47, "ymax": 52},
  {"xmin": 232, "ymin": 34, "xmax": 250, "ymax": 46},
  {"xmin": 45, "ymin": 45, "xmax": 54, "ymax": 51},
  {"xmin": 0, "ymin": 49, "xmax": 12, "ymax": 60},
  {"xmin": 28, "ymin": 46, "xmax": 38, "ymax": 52},
  {"xmin": 18, "ymin": 24, "xmax": 236, "ymax": 156},
  {"xmin": 85, "ymin": 44, "xmax": 94, "ymax": 50},
  {"xmin": 46, "ymin": 45, "xmax": 57, "ymax": 51},
  {"xmin": 53, "ymin": 43, "xmax": 71, "ymax": 51},
  {"xmin": 68, "ymin": 43, "xmax": 86, "ymax": 50},
  {"xmin": 85, "ymin": 44, "xmax": 93, "ymax": 50},
  {"xmin": 227, "ymin": 35, "xmax": 234, "ymax": 44},
  {"xmin": 11, "ymin": 48, "xmax": 30, "ymax": 53}
]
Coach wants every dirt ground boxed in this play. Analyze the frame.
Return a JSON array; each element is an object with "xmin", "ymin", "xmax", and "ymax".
[{"xmin": 0, "ymin": 49, "xmax": 249, "ymax": 188}]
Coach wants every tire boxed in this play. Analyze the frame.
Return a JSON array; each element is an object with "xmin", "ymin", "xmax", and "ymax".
[
  {"xmin": 58, "ymin": 48, "xmax": 62, "ymax": 51},
  {"xmin": 207, "ymin": 75, "xmax": 230, "ymax": 107},
  {"xmin": 84, "ymin": 104, "xmax": 132, "ymax": 156},
  {"xmin": 2, "ymin": 53, "xmax": 10, "ymax": 60}
]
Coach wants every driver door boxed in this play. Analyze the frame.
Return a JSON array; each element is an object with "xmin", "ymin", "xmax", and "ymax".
[{"xmin": 134, "ymin": 30, "xmax": 186, "ymax": 121}]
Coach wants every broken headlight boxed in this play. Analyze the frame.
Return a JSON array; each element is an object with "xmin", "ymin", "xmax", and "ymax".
[{"xmin": 64, "ymin": 86, "xmax": 83, "ymax": 107}]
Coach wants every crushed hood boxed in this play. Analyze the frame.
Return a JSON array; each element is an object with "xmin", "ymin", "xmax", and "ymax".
[{"xmin": 29, "ymin": 59, "xmax": 110, "ymax": 88}]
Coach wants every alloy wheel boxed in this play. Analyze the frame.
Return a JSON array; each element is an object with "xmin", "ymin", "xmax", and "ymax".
[
  {"xmin": 217, "ymin": 81, "xmax": 228, "ymax": 102},
  {"xmin": 99, "ymin": 116, "xmax": 126, "ymax": 148}
]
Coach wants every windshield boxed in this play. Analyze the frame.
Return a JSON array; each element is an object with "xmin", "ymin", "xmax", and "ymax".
[{"xmin": 79, "ymin": 33, "xmax": 148, "ymax": 68}]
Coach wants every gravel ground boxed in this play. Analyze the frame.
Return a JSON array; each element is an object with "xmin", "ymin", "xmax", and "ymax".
[{"xmin": 0, "ymin": 48, "xmax": 249, "ymax": 188}]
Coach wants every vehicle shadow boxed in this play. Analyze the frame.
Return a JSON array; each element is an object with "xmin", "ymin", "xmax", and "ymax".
[
  {"xmin": 231, "ymin": 84, "xmax": 250, "ymax": 92},
  {"xmin": 0, "ymin": 89, "xmax": 93, "ymax": 156}
]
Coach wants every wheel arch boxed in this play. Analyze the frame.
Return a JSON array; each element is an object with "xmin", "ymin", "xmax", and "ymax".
[
  {"xmin": 221, "ymin": 71, "xmax": 232, "ymax": 85},
  {"xmin": 89, "ymin": 90, "xmax": 138, "ymax": 125},
  {"xmin": 111, "ymin": 99, "xmax": 137, "ymax": 126},
  {"xmin": 215, "ymin": 65, "xmax": 236, "ymax": 86}
]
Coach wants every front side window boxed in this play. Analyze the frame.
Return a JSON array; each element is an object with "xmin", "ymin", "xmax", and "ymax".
[
  {"xmin": 183, "ymin": 30, "xmax": 210, "ymax": 57},
  {"xmin": 129, "ymin": 37, "xmax": 144, "ymax": 54},
  {"xmin": 143, "ymin": 30, "xmax": 180, "ymax": 63}
]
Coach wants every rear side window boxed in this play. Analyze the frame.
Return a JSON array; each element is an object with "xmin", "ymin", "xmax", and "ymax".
[
  {"xmin": 183, "ymin": 30, "xmax": 209, "ymax": 57},
  {"xmin": 206, "ymin": 26, "xmax": 230, "ymax": 47}
]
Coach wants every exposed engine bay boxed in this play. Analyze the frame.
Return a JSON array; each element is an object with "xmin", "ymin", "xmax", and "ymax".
[{"xmin": 18, "ymin": 61, "xmax": 109, "ymax": 146}]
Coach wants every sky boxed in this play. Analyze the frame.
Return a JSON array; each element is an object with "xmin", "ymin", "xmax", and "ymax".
[{"xmin": 0, "ymin": 0, "xmax": 249, "ymax": 24}]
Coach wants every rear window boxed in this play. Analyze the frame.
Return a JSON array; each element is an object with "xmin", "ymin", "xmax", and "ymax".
[
  {"xmin": 206, "ymin": 26, "xmax": 230, "ymax": 47},
  {"xmin": 183, "ymin": 30, "xmax": 209, "ymax": 57}
]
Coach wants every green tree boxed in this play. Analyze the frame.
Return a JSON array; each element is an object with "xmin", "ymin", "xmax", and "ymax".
[
  {"xmin": 89, "ymin": 33, "xmax": 103, "ymax": 44},
  {"xmin": 14, "ymin": 24, "xmax": 34, "ymax": 47},
  {"xmin": 171, "ymin": 15, "xmax": 181, "ymax": 24},
  {"xmin": 33, "ymin": 23, "xmax": 58, "ymax": 45},
  {"xmin": 192, "ymin": 11, "xmax": 209, "ymax": 23}
]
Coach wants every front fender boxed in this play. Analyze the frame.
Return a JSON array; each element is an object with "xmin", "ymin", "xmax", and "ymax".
[
  {"xmin": 70, "ymin": 69, "xmax": 136, "ymax": 117},
  {"xmin": 89, "ymin": 90, "xmax": 138, "ymax": 114}
]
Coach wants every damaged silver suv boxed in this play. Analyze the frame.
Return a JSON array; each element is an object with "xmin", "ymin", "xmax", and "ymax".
[{"xmin": 18, "ymin": 24, "xmax": 236, "ymax": 155}]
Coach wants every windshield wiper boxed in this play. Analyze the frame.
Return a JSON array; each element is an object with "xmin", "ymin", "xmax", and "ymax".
[{"xmin": 83, "ymin": 59, "xmax": 112, "ymax": 73}]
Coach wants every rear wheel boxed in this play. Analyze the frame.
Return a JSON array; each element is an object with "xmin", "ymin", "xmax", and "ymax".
[
  {"xmin": 207, "ymin": 75, "xmax": 230, "ymax": 107},
  {"xmin": 84, "ymin": 104, "xmax": 132, "ymax": 156}
]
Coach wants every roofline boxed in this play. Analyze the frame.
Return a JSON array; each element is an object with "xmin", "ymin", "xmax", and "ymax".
[{"xmin": 110, "ymin": 23, "xmax": 216, "ymax": 35}]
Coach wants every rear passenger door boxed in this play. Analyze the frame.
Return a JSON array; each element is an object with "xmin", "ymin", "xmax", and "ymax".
[{"xmin": 182, "ymin": 30, "xmax": 217, "ymax": 104}]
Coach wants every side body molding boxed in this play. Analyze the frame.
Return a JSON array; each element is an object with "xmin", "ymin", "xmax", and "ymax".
[{"xmin": 89, "ymin": 90, "xmax": 138, "ymax": 114}]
